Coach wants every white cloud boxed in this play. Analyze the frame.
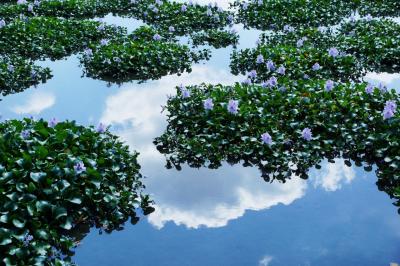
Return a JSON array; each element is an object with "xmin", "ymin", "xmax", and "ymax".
[
  {"xmin": 311, "ymin": 159, "xmax": 355, "ymax": 192},
  {"xmin": 259, "ymin": 255, "xmax": 273, "ymax": 266},
  {"xmin": 365, "ymin": 72, "xmax": 400, "ymax": 86},
  {"xmin": 11, "ymin": 91, "xmax": 55, "ymax": 115}
]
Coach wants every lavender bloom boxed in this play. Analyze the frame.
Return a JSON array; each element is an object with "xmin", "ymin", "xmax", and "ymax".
[
  {"xmin": 277, "ymin": 66, "xmax": 285, "ymax": 75},
  {"xmin": 296, "ymin": 39, "xmax": 304, "ymax": 48},
  {"xmin": 312, "ymin": 63, "xmax": 321, "ymax": 71},
  {"xmin": 382, "ymin": 100, "xmax": 397, "ymax": 120},
  {"xmin": 100, "ymin": 39, "xmax": 109, "ymax": 46},
  {"xmin": 20, "ymin": 130, "xmax": 30, "ymax": 139},
  {"xmin": 283, "ymin": 25, "xmax": 294, "ymax": 32},
  {"xmin": 203, "ymin": 98, "xmax": 214, "ymax": 110},
  {"xmin": 74, "ymin": 161, "xmax": 86, "ymax": 174},
  {"xmin": 0, "ymin": 19, "xmax": 5, "ymax": 28},
  {"xmin": 328, "ymin": 47, "xmax": 339, "ymax": 57},
  {"xmin": 242, "ymin": 78, "xmax": 251, "ymax": 85},
  {"xmin": 301, "ymin": 128, "xmax": 312, "ymax": 141},
  {"xmin": 266, "ymin": 60, "xmax": 275, "ymax": 71},
  {"xmin": 48, "ymin": 117, "xmax": 58, "ymax": 128},
  {"xmin": 96, "ymin": 122, "xmax": 107, "ymax": 133},
  {"xmin": 227, "ymin": 100, "xmax": 239, "ymax": 114},
  {"xmin": 227, "ymin": 14, "xmax": 234, "ymax": 23},
  {"xmin": 261, "ymin": 132, "xmax": 272, "ymax": 145},
  {"xmin": 17, "ymin": 0, "xmax": 27, "ymax": 4},
  {"xmin": 325, "ymin": 80, "xmax": 334, "ymax": 91},
  {"xmin": 83, "ymin": 48, "xmax": 93, "ymax": 57},
  {"xmin": 168, "ymin": 26, "xmax": 175, "ymax": 32},
  {"xmin": 365, "ymin": 14, "xmax": 373, "ymax": 21},
  {"xmin": 349, "ymin": 14, "xmax": 356, "ymax": 22},
  {"xmin": 267, "ymin": 76, "xmax": 278, "ymax": 87},
  {"xmin": 7, "ymin": 64, "xmax": 14, "ymax": 72},
  {"xmin": 181, "ymin": 4, "xmax": 187, "ymax": 11},
  {"xmin": 242, "ymin": 2, "xmax": 248, "ymax": 10},
  {"xmin": 378, "ymin": 83, "xmax": 387, "ymax": 93},
  {"xmin": 30, "ymin": 69, "xmax": 37, "ymax": 78},
  {"xmin": 256, "ymin": 54, "xmax": 264, "ymax": 64},
  {"xmin": 249, "ymin": 70, "xmax": 257, "ymax": 79},
  {"xmin": 365, "ymin": 83, "xmax": 374, "ymax": 94},
  {"xmin": 97, "ymin": 24, "xmax": 105, "ymax": 31},
  {"xmin": 206, "ymin": 8, "xmax": 212, "ymax": 16},
  {"xmin": 34, "ymin": 0, "xmax": 40, "ymax": 6},
  {"xmin": 27, "ymin": 4, "xmax": 33, "ymax": 12},
  {"xmin": 23, "ymin": 234, "xmax": 33, "ymax": 247},
  {"xmin": 153, "ymin": 34, "xmax": 161, "ymax": 41},
  {"xmin": 181, "ymin": 88, "xmax": 190, "ymax": 98}
]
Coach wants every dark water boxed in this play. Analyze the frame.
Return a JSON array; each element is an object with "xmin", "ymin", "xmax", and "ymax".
[{"xmin": 1, "ymin": 13, "xmax": 400, "ymax": 266}]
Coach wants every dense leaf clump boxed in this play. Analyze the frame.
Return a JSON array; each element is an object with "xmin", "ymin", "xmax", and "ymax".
[
  {"xmin": 0, "ymin": 56, "xmax": 52, "ymax": 96},
  {"xmin": 191, "ymin": 29, "xmax": 239, "ymax": 49},
  {"xmin": 155, "ymin": 81, "xmax": 400, "ymax": 208},
  {"xmin": 0, "ymin": 118, "xmax": 153, "ymax": 265},
  {"xmin": 231, "ymin": 19, "xmax": 400, "ymax": 81},
  {"xmin": 80, "ymin": 26, "xmax": 211, "ymax": 83}
]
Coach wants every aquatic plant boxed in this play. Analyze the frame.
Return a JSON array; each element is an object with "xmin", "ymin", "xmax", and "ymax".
[
  {"xmin": 154, "ymin": 81, "xmax": 400, "ymax": 208},
  {"xmin": 0, "ymin": 118, "xmax": 153, "ymax": 265},
  {"xmin": 191, "ymin": 29, "xmax": 239, "ymax": 49}
]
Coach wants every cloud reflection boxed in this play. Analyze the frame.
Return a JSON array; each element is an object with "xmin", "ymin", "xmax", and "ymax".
[{"xmin": 11, "ymin": 90, "xmax": 55, "ymax": 115}]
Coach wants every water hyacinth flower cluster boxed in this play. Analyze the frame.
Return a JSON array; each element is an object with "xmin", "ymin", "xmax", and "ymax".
[
  {"xmin": 0, "ymin": 118, "xmax": 153, "ymax": 265},
  {"xmin": 155, "ymin": 81, "xmax": 399, "ymax": 196}
]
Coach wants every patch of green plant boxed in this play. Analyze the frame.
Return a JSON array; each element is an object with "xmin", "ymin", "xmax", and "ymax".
[
  {"xmin": 154, "ymin": 80, "xmax": 400, "ymax": 209},
  {"xmin": 337, "ymin": 19, "xmax": 400, "ymax": 73},
  {"xmin": 0, "ymin": 16, "xmax": 126, "ymax": 61},
  {"xmin": 232, "ymin": 0, "xmax": 355, "ymax": 30},
  {"xmin": 191, "ymin": 29, "xmax": 239, "ymax": 49},
  {"xmin": 80, "ymin": 26, "xmax": 211, "ymax": 83},
  {"xmin": 0, "ymin": 56, "xmax": 52, "ymax": 96},
  {"xmin": 358, "ymin": 0, "xmax": 400, "ymax": 17},
  {"xmin": 0, "ymin": 118, "xmax": 154, "ymax": 265},
  {"xmin": 230, "ymin": 44, "xmax": 363, "ymax": 82}
]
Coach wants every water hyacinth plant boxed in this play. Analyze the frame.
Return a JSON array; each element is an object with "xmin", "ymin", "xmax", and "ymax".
[
  {"xmin": 0, "ymin": 118, "xmax": 153, "ymax": 265},
  {"xmin": 154, "ymin": 80, "xmax": 400, "ymax": 209}
]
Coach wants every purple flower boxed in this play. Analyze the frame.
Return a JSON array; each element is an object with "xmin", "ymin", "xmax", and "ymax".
[
  {"xmin": 21, "ymin": 130, "xmax": 30, "ymax": 139},
  {"xmin": 301, "ymin": 128, "xmax": 312, "ymax": 141},
  {"xmin": 277, "ymin": 66, "xmax": 285, "ymax": 75},
  {"xmin": 267, "ymin": 76, "xmax": 278, "ymax": 87},
  {"xmin": 74, "ymin": 161, "xmax": 86, "ymax": 174},
  {"xmin": 27, "ymin": 4, "xmax": 33, "ymax": 12},
  {"xmin": 23, "ymin": 234, "xmax": 33, "ymax": 247},
  {"xmin": 383, "ymin": 100, "xmax": 397, "ymax": 120},
  {"xmin": 365, "ymin": 83, "xmax": 374, "ymax": 94},
  {"xmin": 17, "ymin": 0, "xmax": 27, "ymax": 4},
  {"xmin": 296, "ymin": 39, "xmax": 304, "ymax": 48},
  {"xmin": 7, "ymin": 64, "xmax": 14, "ymax": 72},
  {"xmin": 283, "ymin": 25, "xmax": 294, "ymax": 32},
  {"xmin": 227, "ymin": 100, "xmax": 239, "ymax": 114},
  {"xmin": 48, "ymin": 118, "xmax": 58, "ymax": 128},
  {"xmin": 312, "ymin": 63, "xmax": 321, "ymax": 71},
  {"xmin": 249, "ymin": 70, "xmax": 257, "ymax": 79},
  {"xmin": 325, "ymin": 80, "xmax": 334, "ymax": 91},
  {"xmin": 181, "ymin": 4, "xmax": 187, "ymax": 12},
  {"xmin": 261, "ymin": 132, "xmax": 272, "ymax": 145},
  {"xmin": 266, "ymin": 60, "xmax": 275, "ymax": 71},
  {"xmin": 328, "ymin": 47, "xmax": 339, "ymax": 57},
  {"xmin": 242, "ymin": 78, "xmax": 251, "ymax": 85},
  {"xmin": 256, "ymin": 54, "xmax": 264, "ymax": 64},
  {"xmin": 0, "ymin": 19, "xmax": 5, "ymax": 28},
  {"xmin": 365, "ymin": 14, "xmax": 373, "ymax": 21},
  {"xmin": 96, "ymin": 123, "xmax": 107, "ymax": 133},
  {"xmin": 168, "ymin": 26, "xmax": 175, "ymax": 32},
  {"xmin": 100, "ymin": 39, "xmax": 109, "ymax": 46},
  {"xmin": 203, "ymin": 98, "xmax": 214, "ymax": 110},
  {"xmin": 83, "ymin": 48, "xmax": 93, "ymax": 57},
  {"xmin": 378, "ymin": 83, "xmax": 387, "ymax": 93},
  {"xmin": 153, "ymin": 34, "xmax": 161, "ymax": 41}
]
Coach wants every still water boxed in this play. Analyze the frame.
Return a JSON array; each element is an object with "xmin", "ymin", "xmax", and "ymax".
[{"xmin": 1, "ymin": 12, "xmax": 400, "ymax": 266}]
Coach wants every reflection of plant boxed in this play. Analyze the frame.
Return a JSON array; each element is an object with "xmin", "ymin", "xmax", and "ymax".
[
  {"xmin": 0, "ymin": 56, "xmax": 52, "ymax": 96},
  {"xmin": 191, "ymin": 29, "xmax": 239, "ymax": 49},
  {"xmin": 80, "ymin": 26, "xmax": 211, "ymax": 83},
  {"xmin": 0, "ymin": 17, "xmax": 125, "ymax": 61},
  {"xmin": 154, "ymin": 81, "xmax": 400, "ymax": 209},
  {"xmin": 0, "ymin": 118, "xmax": 153, "ymax": 265}
]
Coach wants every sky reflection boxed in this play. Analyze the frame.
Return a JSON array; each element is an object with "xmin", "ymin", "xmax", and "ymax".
[{"xmin": 0, "ymin": 11, "xmax": 399, "ymax": 266}]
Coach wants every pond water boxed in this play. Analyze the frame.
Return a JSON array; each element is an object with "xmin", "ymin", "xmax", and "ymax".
[{"xmin": 1, "ymin": 10, "xmax": 400, "ymax": 266}]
